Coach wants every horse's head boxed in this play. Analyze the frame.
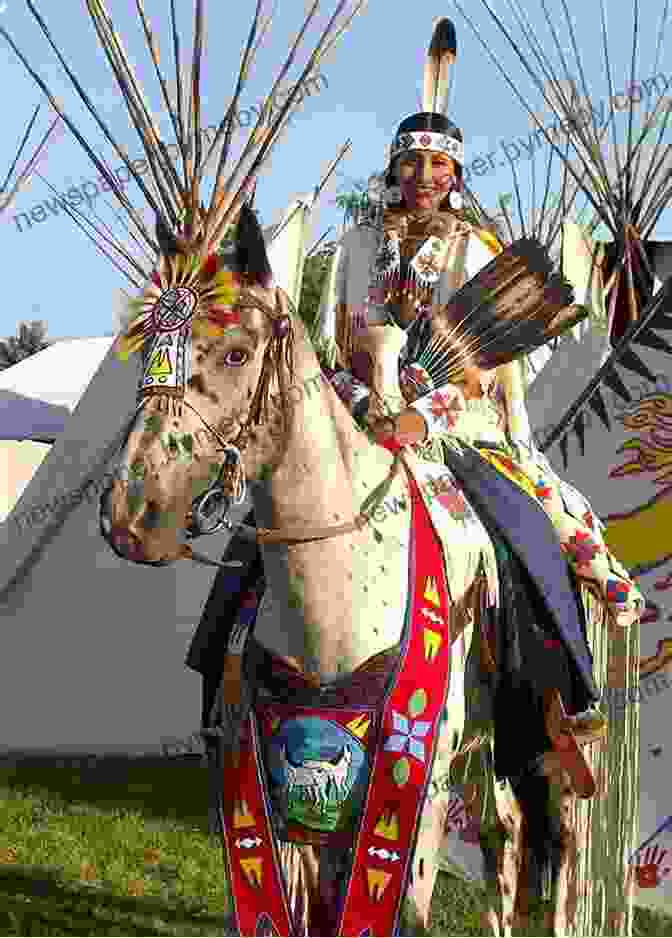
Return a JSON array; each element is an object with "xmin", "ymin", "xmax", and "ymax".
[{"xmin": 100, "ymin": 205, "xmax": 299, "ymax": 565}]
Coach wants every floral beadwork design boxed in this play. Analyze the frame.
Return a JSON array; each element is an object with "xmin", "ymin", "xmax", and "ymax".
[
  {"xmin": 400, "ymin": 362, "xmax": 434, "ymax": 401},
  {"xmin": 582, "ymin": 510, "xmax": 595, "ymax": 531},
  {"xmin": 560, "ymin": 529, "xmax": 604, "ymax": 568},
  {"xmin": 410, "ymin": 237, "xmax": 448, "ymax": 286},
  {"xmin": 606, "ymin": 578, "xmax": 634, "ymax": 605},
  {"xmin": 435, "ymin": 487, "xmax": 471, "ymax": 523},
  {"xmin": 384, "ymin": 711, "xmax": 433, "ymax": 763},
  {"xmin": 429, "ymin": 390, "xmax": 462, "ymax": 426}
]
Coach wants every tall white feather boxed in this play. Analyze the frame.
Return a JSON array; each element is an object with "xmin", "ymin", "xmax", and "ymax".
[{"xmin": 421, "ymin": 18, "xmax": 457, "ymax": 115}]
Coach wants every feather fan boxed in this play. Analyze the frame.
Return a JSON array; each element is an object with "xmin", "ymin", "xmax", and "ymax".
[{"xmin": 408, "ymin": 237, "xmax": 578, "ymax": 390}]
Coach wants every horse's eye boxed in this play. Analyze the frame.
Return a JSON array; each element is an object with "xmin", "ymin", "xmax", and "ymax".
[{"xmin": 223, "ymin": 349, "xmax": 249, "ymax": 367}]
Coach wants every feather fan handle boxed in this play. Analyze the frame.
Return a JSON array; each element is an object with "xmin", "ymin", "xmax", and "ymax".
[{"xmin": 422, "ymin": 18, "xmax": 457, "ymax": 114}]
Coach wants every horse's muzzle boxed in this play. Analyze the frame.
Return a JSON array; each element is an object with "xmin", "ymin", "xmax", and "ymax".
[{"xmin": 99, "ymin": 485, "xmax": 173, "ymax": 566}]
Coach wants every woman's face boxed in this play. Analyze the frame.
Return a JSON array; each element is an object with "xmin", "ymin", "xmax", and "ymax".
[{"xmin": 394, "ymin": 151, "xmax": 457, "ymax": 213}]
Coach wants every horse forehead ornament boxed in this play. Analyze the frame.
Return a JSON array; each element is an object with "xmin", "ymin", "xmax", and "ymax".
[{"xmin": 112, "ymin": 208, "xmax": 294, "ymax": 545}]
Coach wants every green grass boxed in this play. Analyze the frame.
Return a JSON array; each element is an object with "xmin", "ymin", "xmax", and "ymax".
[{"xmin": 0, "ymin": 753, "xmax": 671, "ymax": 936}]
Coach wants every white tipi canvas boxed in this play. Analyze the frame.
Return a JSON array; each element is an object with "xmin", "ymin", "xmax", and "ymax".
[{"xmin": 0, "ymin": 197, "xmax": 310, "ymax": 757}]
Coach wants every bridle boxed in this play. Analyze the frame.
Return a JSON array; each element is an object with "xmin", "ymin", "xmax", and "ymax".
[
  {"xmin": 182, "ymin": 392, "xmax": 400, "ymax": 548},
  {"xmin": 182, "ymin": 399, "xmax": 248, "ymax": 539},
  {"xmin": 111, "ymin": 282, "xmax": 397, "ymax": 553}
]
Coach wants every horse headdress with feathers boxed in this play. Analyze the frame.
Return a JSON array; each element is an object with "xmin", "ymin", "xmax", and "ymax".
[{"xmin": 0, "ymin": 0, "xmax": 366, "ymax": 410}]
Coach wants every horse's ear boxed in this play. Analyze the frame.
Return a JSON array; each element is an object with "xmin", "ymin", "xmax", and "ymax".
[
  {"xmin": 236, "ymin": 202, "xmax": 274, "ymax": 288},
  {"xmin": 155, "ymin": 215, "xmax": 180, "ymax": 257},
  {"xmin": 274, "ymin": 286, "xmax": 290, "ymax": 317}
]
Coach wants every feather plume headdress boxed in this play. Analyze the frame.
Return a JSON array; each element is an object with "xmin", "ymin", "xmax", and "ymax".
[
  {"xmin": 0, "ymin": 0, "xmax": 366, "ymax": 369},
  {"xmin": 115, "ymin": 247, "xmax": 241, "ymax": 362},
  {"xmin": 422, "ymin": 17, "xmax": 457, "ymax": 116},
  {"xmin": 386, "ymin": 18, "xmax": 463, "ymax": 176}
]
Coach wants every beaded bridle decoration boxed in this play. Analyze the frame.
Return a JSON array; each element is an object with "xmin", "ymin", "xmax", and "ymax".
[{"xmin": 115, "ymin": 253, "xmax": 295, "ymax": 537}]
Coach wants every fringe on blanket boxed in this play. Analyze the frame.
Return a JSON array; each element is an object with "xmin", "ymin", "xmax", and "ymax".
[
  {"xmin": 568, "ymin": 588, "xmax": 640, "ymax": 937},
  {"xmin": 439, "ymin": 588, "xmax": 640, "ymax": 937}
]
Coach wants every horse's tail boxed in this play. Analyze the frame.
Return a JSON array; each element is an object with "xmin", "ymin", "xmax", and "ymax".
[{"xmin": 509, "ymin": 765, "xmax": 563, "ymax": 900}]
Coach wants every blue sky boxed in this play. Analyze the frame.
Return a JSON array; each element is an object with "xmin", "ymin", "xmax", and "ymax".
[{"xmin": 0, "ymin": 0, "xmax": 670, "ymax": 339}]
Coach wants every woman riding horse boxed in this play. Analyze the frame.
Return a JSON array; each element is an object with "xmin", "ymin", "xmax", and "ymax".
[{"xmin": 187, "ymin": 22, "xmax": 644, "ymax": 915}]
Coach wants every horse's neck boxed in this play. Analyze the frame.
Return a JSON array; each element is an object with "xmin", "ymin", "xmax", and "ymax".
[
  {"xmin": 252, "ymin": 334, "xmax": 402, "ymax": 676},
  {"xmin": 265, "ymin": 338, "xmax": 396, "ymax": 527}
]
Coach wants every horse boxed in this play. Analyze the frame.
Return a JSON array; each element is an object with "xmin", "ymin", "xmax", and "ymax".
[
  {"xmin": 99, "ymin": 256, "xmax": 627, "ymax": 934},
  {"xmin": 100, "ymin": 275, "xmax": 502, "ymax": 935}
]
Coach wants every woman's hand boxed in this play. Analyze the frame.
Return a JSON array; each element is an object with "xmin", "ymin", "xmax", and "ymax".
[{"xmin": 356, "ymin": 323, "xmax": 409, "ymax": 421}]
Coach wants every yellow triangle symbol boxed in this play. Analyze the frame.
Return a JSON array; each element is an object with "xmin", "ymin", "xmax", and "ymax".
[
  {"xmin": 423, "ymin": 576, "xmax": 440, "ymax": 607},
  {"xmin": 346, "ymin": 714, "xmax": 371, "ymax": 740},
  {"xmin": 423, "ymin": 628, "xmax": 442, "ymax": 662},
  {"xmin": 148, "ymin": 348, "xmax": 172, "ymax": 378},
  {"xmin": 233, "ymin": 798, "xmax": 255, "ymax": 828},
  {"xmin": 374, "ymin": 809, "xmax": 400, "ymax": 841},
  {"xmin": 366, "ymin": 867, "xmax": 392, "ymax": 902},
  {"xmin": 240, "ymin": 856, "xmax": 263, "ymax": 889}
]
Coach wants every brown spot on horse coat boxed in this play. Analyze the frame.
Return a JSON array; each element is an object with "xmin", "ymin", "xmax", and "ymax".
[{"xmin": 188, "ymin": 373, "xmax": 208, "ymax": 397}]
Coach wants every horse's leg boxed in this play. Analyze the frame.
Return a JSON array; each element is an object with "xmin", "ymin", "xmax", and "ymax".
[
  {"xmin": 453, "ymin": 612, "xmax": 515, "ymax": 937},
  {"xmin": 399, "ymin": 620, "xmax": 474, "ymax": 935},
  {"xmin": 461, "ymin": 778, "xmax": 506, "ymax": 937},
  {"xmin": 512, "ymin": 827, "xmax": 531, "ymax": 936},
  {"xmin": 535, "ymin": 757, "xmax": 577, "ymax": 937},
  {"xmin": 275, "ymin": 843, "xmax": 320, "ymax": 936},
  {"xmin": 549, "ymin": 767, "xmax": 578, "ymax": 938},
  {"xmin": 488, "ymin": 775, "xmax": 525, "ymax": 937}
]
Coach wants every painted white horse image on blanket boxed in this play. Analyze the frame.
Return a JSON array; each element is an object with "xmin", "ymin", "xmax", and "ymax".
[{"xmin": 281, "ymin": 745, "xmax": 352, "ymax": 810}]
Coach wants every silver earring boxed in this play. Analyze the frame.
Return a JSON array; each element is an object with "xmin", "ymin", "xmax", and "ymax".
[{"xmin": 449, "ymin": 190, "xmax": 463, "ymax": 210}]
